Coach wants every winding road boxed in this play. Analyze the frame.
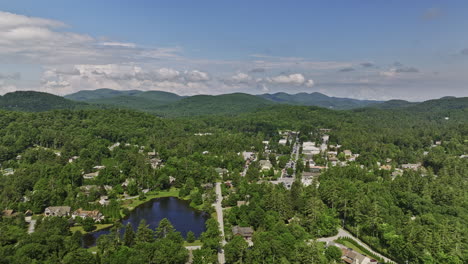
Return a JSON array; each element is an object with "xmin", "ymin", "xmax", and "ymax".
[{"xmin": 317, "ymin": 228, "xmax": 396, "ymax": 264}]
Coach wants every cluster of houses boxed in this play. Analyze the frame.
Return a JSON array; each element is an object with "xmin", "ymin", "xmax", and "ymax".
[{"xmin": 44, "ymin": 206, "xmax": 104, "ymax": 222}]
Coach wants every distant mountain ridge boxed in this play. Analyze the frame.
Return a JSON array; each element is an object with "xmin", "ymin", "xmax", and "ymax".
[
  {"xmin": 258, "ymin": 92, "xmax": 382, "ymax": 109},
  {"xmin": 2, "ymin": 89, "xmax": 466, "ymax": 118},
  {"xmin": 0, "ymin": 91, "xmax": 92, "ymax": 112}
]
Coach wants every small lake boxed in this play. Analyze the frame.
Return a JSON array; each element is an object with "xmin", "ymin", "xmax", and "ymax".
[{"xmin": 82, "ymin": 197, "xmax": 209, "ymax": 247}]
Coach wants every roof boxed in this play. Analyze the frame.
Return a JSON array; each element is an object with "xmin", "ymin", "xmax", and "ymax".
[
  {"xmin": 232, "ymin": 226, "xmax": 254, "ymax": 237},
  {"xmin": 2, "ymin": 209, "xmax": 14, "ymax": 217},
  {"xmin": 45, "ymin": 206, "xmax": 71, "ymax": 216}
]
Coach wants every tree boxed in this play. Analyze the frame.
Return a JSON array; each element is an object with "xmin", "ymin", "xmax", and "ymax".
[
  {"xmin": 325, "ymin": 245, "xmax": 342, "ymax": 262},
  {"xmin": 155, "ymin": 218, "xmax": 175, "ymax": 239},
  {"xmin": 186, "ymin": 231, "xmax": 196, "ymax": 243},
  {"xmin": 135, "ymin": 219, "xmax": 154, "ymax": 244},
  {"xmin": 63, "ymin": 248, "xmax": 96, "ymax": 264},
  {"xmin": 82, "ymin": 217, "xmax": 96, "ymax": 232},
  {"xmin": 123, "ymin": 222, "xmax": 135, "ymax": 247},
  {"xmin": 225, "ymin": 235, "xmax": 248, "ymax": 264}
]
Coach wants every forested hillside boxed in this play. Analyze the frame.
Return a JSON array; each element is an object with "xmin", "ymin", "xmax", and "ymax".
[
  {"xmin": 0, "ymin": 94, "xmax": 466, "ymax": 263},
  {"xmin": 0, "ymin": 91, "xmax": 92, "ymax": 112},
  {"xmin": 259, "ymin": 92, "xmax": 381, "ymax": 109}
]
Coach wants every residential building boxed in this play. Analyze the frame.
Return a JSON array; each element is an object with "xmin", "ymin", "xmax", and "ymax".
[
  {"xmin": 83, "ymin": 171, "xmax": 99, "ymax": 179},
  {"xmin": 401, "ymin": 163, "xmax": 422, "ymax": 170},
  {"xmin": 72, "ymin": 208, "xmax": 104, "ymax": 222},
  {"xmin": 302, "ymin": 141, "xmax": 321, "ymax": 158},
  {"xmin": 259, "ymin": 160, "xmax": 272, "ymax": 171},
  {"xmin": 242, "ymin": 151, "xmax": 255, "ymax": 161},
  {"xmin": 232, "ymin": 226, "xmax": 254, "ymax": 240},
  {"xmin": 44, "ymin": 206, "xmax": 71, "ymax": 217}
]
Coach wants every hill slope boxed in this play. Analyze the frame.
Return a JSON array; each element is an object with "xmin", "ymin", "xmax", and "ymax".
[
  {"xmin": 66, "ymin": 89, "xmax": 183, "ymax": 112},
  {"xmin": 64, "ymin": 88, "xmax": 143, "ymax": 101},
  {"xmin": 258, "ymin": 92, "xmax": 382, "ymax": 109},
  {"xmin": 0, "ymin": 91, "xmax": 91, "ymax": 112},
  {"xmin": 154, "ymin": 93, "xmax": 275, "ymax": 117}
]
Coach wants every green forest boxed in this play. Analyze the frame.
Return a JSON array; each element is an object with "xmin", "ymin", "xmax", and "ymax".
[{"xmin": 0, "ymin": 92, "xmax": 466, "ymax": 264}]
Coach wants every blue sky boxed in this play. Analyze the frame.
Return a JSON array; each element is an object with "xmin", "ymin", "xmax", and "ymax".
[{"xmin": 0, "ymin": 0, "xmax": 467, "ymax": 100}]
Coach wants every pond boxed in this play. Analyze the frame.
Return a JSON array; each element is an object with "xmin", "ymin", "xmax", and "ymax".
[{"xmin": 82, "ymin": 197, "xmax": 209, "ymax": 247}]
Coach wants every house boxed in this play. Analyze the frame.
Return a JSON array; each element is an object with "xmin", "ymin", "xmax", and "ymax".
[
  {"xmin": 327, "ymin": 242, "xmax": 376, "ymax": 264},
  {"xmin": 147, "ymin": 150, "xmax": 157, "ymax": 157},
  {"xmin": 215, "ymin": 168, "xmax": 229, "ymax": 176},
  {"xmin": 232, "ymin": 226, "xmax": 254, "ymax": 240},
  {"xmin": 2, "ymin": 209, "xmax": 15, "ymax": 217},
  {"xmin": 301, "ymin": 172, "xmax": 318, "ymax": 187},
  {"xmin": 202, "ymin": 151, "xmax": 209, "ymax": 155},
  {"xmin": 68, "ymin": 156, "xmax": 79, "ymax": 163},
  {"xmin": 259, "ymin": 160, "xmax": 272, "ymax": 171},
  {"xmin": 391, "ymin": 169, "xmax": 403, "ymax": 179},
  {"xmin": 310, "ymin": 166, "xmax": 326, "ymax": 173},
  {"xmin": 3, "ymin": 168, "xmax": 14, "ymax": 176},
  {"xmin": 278, "ymin": 139, "xmax": 288, "ymax": 145},
  {"xmin": 93, "ymin": 165, "xmax": 106, "ymax": 170},
  {"xmin": 150, "ymin": 158, "xmax": 162, "ymax": 169},
  {"xmin": 401, "ymin": 163, "xmax": 422, "ymax": 170},
  {"xmin": 237, "ymin": 201, "xmax": 249, "ymax": 207},
  {"xmin": 108, "ymin": 142, "xmax": 120, "ymax": 151},
  {"xmin": 72, "ymin": 208, "xmax": 104, "ymax": 222},
  {"xmin": 80, "ymin": 185, "xmax": 99, "ymax": 195},
  {"xmin": 273, "ymin": 177, "xmax": 294, "ymax": 189},
  {"xmin": 44, "ymin": 206, "xmax": 71, "ymax": 217},
  {"xmin": 98, "ymin": 196, "xmax": 110, "ymax": 206},
  {"xmin": 343, "ymin": 150, "xmax": 353, "ymax": 157},
  {"xmin": 380, "ymin": 165, "xmax": 392, "ymax": 171},
  {"xmin": 302, "ymin": 142, "xmax": 321, "ymax": 157},
  {"xmin": 242, "ymin": 151, "xmax": 255, "ymax": 161},
  {"xmin": 83, "ymin": 171, "xmax": 99, "ymax": 179},
  {"xmin": 201, "ymin": 183, "xmax": 214, "ymax": 189}
]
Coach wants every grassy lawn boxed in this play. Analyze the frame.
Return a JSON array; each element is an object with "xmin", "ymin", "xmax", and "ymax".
[
  {"xmin": 336, "ymin": 240, "xmax": 367, "ymax": 255},
  {"xmin": 121, "ymin": 188, "xmax": 180, "ymax": 210},
  {"xmin": 70, "ymin": 223, "xmax": 113, "ymax": 234},
  {"xmin": 183, "ymin": 240, "xmax": 203, "ymax": 247},
  {"xmin": 87, "ymin": 246, "xmax": 98, "ymax": 253}
]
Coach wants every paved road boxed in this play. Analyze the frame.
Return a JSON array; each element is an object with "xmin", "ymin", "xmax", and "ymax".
[
  {"xmin": 27, "ymin": 219, "xmax": 36, "ymax": 234},
  {"xmin": 185, "ymin": 245, "xmax": 202, "ymax": 250},
  {"xmin": 317, "ymin": 228, "xmax": 396, "ymax": 263},
  {"xmin": 214, "ymin": 182, "xmax": 226, "ymax": 264}
]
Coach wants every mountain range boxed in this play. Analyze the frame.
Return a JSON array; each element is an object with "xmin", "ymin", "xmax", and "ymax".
[{"xmin": 0, "ymin": 89, "xmax": 466, "ymax": 118}]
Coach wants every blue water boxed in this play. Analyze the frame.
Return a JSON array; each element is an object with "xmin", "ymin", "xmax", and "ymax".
[{"xmin": 82, "ymin": 197, "xmax": 209, "ymax": 247}]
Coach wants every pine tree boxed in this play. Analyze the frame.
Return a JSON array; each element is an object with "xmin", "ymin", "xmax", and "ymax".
[
  {"xmin": 155, "ymin": 218, "xmax": 175, "ymax": 239},
  {"xmin": 123, "ymin": 222, "xmax": 135, "ymax": 247},
  {"xmin": 135, "ymin": 219, "xmax": 154, "ymax": 244},
  {"xmin": 186, "ymin": 231, "xmax": 196, "ymax": 243}
]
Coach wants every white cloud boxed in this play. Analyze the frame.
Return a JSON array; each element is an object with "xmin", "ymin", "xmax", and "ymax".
[
  {"xmin": 229, "ymin": 72, "xmax": 252, "ymax": 83},
  {"xmin": 99, "ymin": 42, "xmax": 136, "ymax": 48},
  {"xmin": 0, "ymin": 11, "xmax": 180, "ymax": 65},
  {"xmin": 185, "ymin": 70, "xmax": 210, "ymax": 82},
  {"xmin": 40, "ymin": 64, "xmax": 213, "ymax": 95},
  {"xmin": 267, "ymin": 73, "xmax": 314, "ymax": 87}
]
